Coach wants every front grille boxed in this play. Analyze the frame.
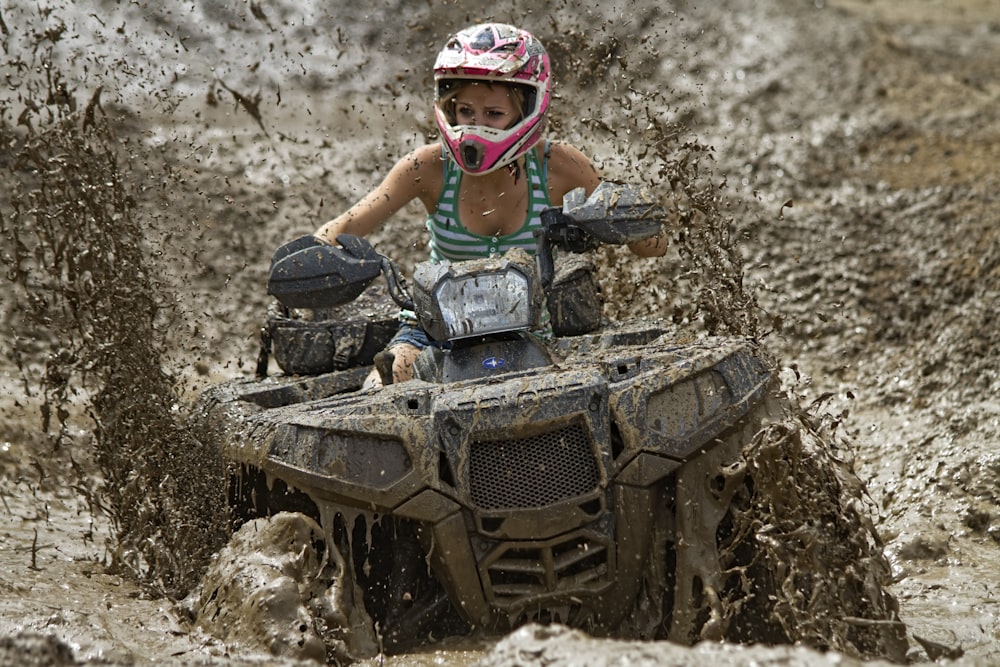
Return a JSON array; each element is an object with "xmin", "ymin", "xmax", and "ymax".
[
  {"xmin": 469, "ymin": 422, "xmax": 599, "ymax": 510},
  {"xmin": 483, "ymin": 531, "xmax": 611, "ymax": 606}
]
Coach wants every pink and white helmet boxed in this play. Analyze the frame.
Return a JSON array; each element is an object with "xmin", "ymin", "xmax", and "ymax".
[{"xmin": 433, "ymin": 23, "xmax": 552, "ymax": 175}]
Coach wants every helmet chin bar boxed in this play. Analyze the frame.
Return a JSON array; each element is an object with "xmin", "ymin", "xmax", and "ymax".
[{"xmin": 440, "ymin": 114, "xmax": 542, "ymax": 175}]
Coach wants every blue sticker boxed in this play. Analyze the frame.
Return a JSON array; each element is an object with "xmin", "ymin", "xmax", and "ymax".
[{"xmin": 482, "ymin": 356, "xmax": 506, "ymax": 370}]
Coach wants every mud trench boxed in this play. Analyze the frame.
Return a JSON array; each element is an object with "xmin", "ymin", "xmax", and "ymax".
[{"xmin": 2, "ymin": 0, "xmax": 1000, "ymax": 666}]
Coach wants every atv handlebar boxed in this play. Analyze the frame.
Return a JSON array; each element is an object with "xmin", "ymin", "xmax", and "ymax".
[
  {"xmin": 535, "ymin": 182, "xmax": 667, "ymax": 287},
  {"xmin": 558, "ymin": 182, "xmax": 666, "ymax": 245},
  {"xmin": 267, "ymin": 182, "xmax": 666, "ymax": 309}
]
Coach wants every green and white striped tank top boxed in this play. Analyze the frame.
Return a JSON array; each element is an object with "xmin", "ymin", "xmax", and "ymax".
[{"xmin": 427, "ymin": 145, "xmax": 551, "ymax": 262}]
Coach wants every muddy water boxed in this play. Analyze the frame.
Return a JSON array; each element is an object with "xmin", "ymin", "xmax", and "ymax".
[{"xmin": 2, "ymin": 0, "xmax": 999, "ymax": 665}]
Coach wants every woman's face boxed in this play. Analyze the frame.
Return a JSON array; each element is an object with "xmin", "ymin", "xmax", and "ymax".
[{"xmin": 451, "ymin": 83, "xmax": 520, "ymax": 130}]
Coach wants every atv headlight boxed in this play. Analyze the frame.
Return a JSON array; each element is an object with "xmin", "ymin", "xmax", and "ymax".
[
  {"xmin": 436, "ymin": 269, "xmax": 532, "ymax": 338},
  {"xmin": 412, "ymin": 250, "xmax": 542, "ymax": 342}
]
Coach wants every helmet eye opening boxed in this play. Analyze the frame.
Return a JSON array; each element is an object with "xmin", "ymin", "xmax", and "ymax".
[{"xmin": 437, "ymin": 80, "xmax": 535, "ymax": 127}]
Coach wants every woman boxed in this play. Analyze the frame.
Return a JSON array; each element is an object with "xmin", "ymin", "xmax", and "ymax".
[{"xmin": 314, "ymin": 23, "xmax": 666, "ymax": 386}]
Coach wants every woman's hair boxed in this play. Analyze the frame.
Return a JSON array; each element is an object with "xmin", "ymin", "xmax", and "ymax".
[{"xmin": 437, "ymin": 80, "xmax": 527, "ymax": 128}]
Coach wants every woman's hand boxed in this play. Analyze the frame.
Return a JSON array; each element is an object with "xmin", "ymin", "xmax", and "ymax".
[{"xmin": 628, "ymin": 227, "xmax": 668, "ymax": 257}]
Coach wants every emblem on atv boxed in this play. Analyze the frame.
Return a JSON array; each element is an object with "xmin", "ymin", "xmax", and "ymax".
[{"xmin": 482, "ymin": 356, "xmax": 506, "ymax": 370}]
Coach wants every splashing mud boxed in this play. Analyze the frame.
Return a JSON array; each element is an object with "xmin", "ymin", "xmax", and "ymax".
[
  {"xmin": 1, "ymin": 0, "xmax": 999, "ymax": 666},
  {"xmin": 1, "ymin": 30, "xmax": 228, "ymax": 599}
]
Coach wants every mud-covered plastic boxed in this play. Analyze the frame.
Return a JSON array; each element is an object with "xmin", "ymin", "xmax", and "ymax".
[
  {"xmin": 257, "ymin": 285, "xmax": 399, "ymax": 376},
  {"xmin": 203, "ymin": 181, "xmax": 906, "ymax": 664},
  {"xmin": 267, "ymin": 234, "xmax": 382, "ymax": 309},
  {"xmin": 265, "ymin": 310, "xmax": 397, "ymax": 376},
  {"xmin": 547, "ymin": 253, "xmax": 602, "ymax": 336}
]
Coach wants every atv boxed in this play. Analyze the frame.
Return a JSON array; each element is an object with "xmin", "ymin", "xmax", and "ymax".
[{"xmin": 192, "ymin": 182, "xmax": 775, "ymax": 653}]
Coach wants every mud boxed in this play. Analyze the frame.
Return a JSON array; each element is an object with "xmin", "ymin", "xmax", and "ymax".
[
  {"xmin": 190, "ymin": 512, "xmax": 378, "ymax": 664},
  {"xmin": 1, "ymin": 0, "xmax": 999, "ymax": 665}
]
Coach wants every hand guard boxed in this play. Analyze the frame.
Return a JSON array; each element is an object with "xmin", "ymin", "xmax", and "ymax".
[{"xmin": 267, "ymin": 234, "xmax": 382, "ymax": 309}]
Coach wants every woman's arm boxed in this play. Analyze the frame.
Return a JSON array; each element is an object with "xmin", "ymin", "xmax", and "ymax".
[{"xmin": 314, "ymin": 144, "xmax": 443, "ymax": 244}]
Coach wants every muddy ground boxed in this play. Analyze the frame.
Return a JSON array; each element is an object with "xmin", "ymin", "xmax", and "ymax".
[{"xmin": 1, "ymin": 0, "xmax": 999, "ymax": 665}]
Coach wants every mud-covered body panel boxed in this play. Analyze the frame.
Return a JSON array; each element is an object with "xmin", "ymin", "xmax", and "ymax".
[{"xmin": 197, "ymin": 320, "xmax": 772, "ymax": 638}]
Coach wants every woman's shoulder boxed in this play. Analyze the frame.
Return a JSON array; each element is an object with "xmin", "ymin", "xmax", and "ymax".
[
  {"xmin": 538, "ymin": 141, "xmax": 598, "ymax": 175},
  {"xmin": 387, "ymin": 143, "xmax": 446, "ymax": 210},
  {"xmin": 535, "ymin": 138, "xmax": 590, "ymax": 159},
  {"xmin": 397, "ymin": 142, "xmax": 445, "ymax": 172},
  {"xmin": 536, "ymin": 140, "xmax": 601, "ymax": 198},
  {"xmin": 386, "ymin": 143, "xmax": 444, "ymax": 186}
]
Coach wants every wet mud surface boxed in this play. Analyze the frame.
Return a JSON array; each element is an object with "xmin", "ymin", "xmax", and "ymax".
[{"xmin": 2, "ymin": 0, "xmax": 999, "ymax": 665}]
